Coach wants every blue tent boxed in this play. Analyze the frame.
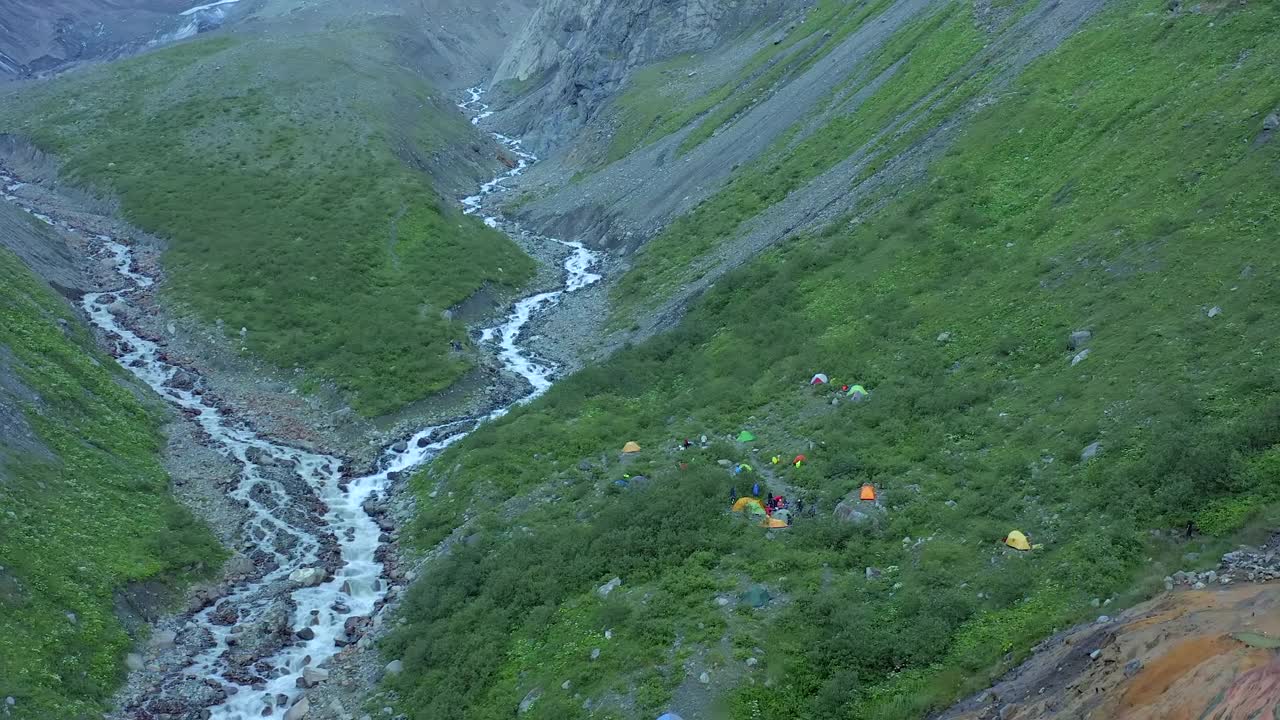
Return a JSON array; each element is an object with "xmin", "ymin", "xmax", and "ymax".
[{"xmin": 657, "ymin": 715, "xmax": 684, "ymax": 720}]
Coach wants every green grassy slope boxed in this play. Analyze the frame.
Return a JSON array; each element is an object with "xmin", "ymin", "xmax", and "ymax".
[
  {"xmin": 603, "ymin": 0, "xmax": 894, "ymax": 166},
  {"xmin": 0, "ymin": 30, "xmax": 536, "ymax": 417},
  {"xmin": 0, "ymin": 247, "xmax": 223, "ymax": 718},
  {"xmin": 612, "ymin": 1, "xmax": 988, "ymax": 319},
  {"xmin": 383, "ymin": 1, "xmax": 1280, "ymax": 718}
]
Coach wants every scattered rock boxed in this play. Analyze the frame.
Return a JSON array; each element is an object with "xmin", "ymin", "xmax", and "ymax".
[
  {"xmin": 1096, "ymin": 615, "xmax": 1110, "ymax": 624},
  {"xmin": 299, "ymin": 667, "xmax": 328, "ymax": 688},
  {"xmin": 1070, "ymin": 349, "xmax": 1091, "ymax": 366},
  {"xmin": 716, "ymin": 459, "xmax": 732, "ymax": 467},
  {"xmin": 937, "ymin": 331, "xmax": 952, "ymax": 343},
  {"xmin": 149, "ymin": 629, "xmax": 177, "ymax": 650},
  {"xmin": 1124, "ymin": 659, "xmax": 1143, "ymax": 678},
  {"xmin": 518, "ymin": 688, "xmax": 542, "ymax": 713},
  {"xmin": 1264, "ymin": 113, "xmax": 1279, "ymax": 132},
  {"xmin": 289, "ymin": 568, "xmax": 325, "ymax": 587},
  {"xmin": 699, "ymin": 671, "xmax": 711, "ymax": 684},
  {"xmin": 597, "ymin": 577, "xmax": 622, "ymax": 597},
  {"xmin": 125, "ymin": 653, "xmax": 145, "ymax": 671},
  {"xmin": 1068, "ymin": 330, "xmax": 1092, "ymax": 350},
  {"xmin": 1089, "ymin": 649, "xmax": 1101, "ymax": 660},
  {"xmin": 1193, "ymin": 581, "xmax": 1206, "ymax": 590},
  {"xmin": 590, "ymin": 648, "xmax": 601, "ymax": 660},
  {"xmin": 746, "ymin": 657, "xmax": 758, "ymax": 667},
  {"xmin": 1207, "ymin": 305, "xmax": 1222, "ymax": 318},
  {"xmin": 865, "ymin": 567, "xmax": 882, "ymax": 580},
  {"xmin": 1081, "ymin": 442, "xmax": 1103, "ymax": 462},
  {"xmin": 385, "ymin": 660, "xmax": 403, "ymax": 675},
  {"xmin": 561, "ymin": 680, "xmax": 572, "ymax": 690},
  {"xmin": 284, "ymin": 697, "xmax": 310, "ymax": 720}
]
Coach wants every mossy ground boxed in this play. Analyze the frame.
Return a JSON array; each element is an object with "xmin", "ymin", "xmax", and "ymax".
[
  {"xmin": 0, "ymin": 247, "xmax": 223, "ymax": 719},
  {"xmin": 385, "ymin": 1, "xmax": 1280, "ymax": 718},
  {"xmin": 0, "ymin": 30, "xmax": 536, "ymax": 417}
]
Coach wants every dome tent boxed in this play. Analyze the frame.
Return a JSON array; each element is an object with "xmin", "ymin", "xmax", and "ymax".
[
  {"xmin": 736, "ymin": 430, "xmax": 756, "ymax": 442},
  {"xmin": 657, "ymin": 714, "xmax": 684, "ymax": 720},
  {"xmin": 1005, "ymin": 530, "xmax": 1032, "ymax": 551},
  {"xmin": 622, "ymin": 441, "xmax": 642, "ymax": 453},
  {"xmin": 810, "ymin": 373, "xmax": 829, "ymax": 385}
]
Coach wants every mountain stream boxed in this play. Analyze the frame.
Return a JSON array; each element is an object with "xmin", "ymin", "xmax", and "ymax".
[{"xmin": 0, "ymin": 86, "xmax": 598, "ymax": 718}]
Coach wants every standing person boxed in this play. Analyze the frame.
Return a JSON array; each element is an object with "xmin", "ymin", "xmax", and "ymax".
[
  {"xmin": 729, "ymin": 486, "xmax": 737, "ymax": 503},
  {"xmin": 752, "ymin": 481, "xmax": 760, "ymax": 497},
  {"xmin": 796, "ymin": 497, "xmax": 805, "ymax": 516}
]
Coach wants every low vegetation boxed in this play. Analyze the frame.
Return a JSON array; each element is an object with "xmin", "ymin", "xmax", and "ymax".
[
  {"xmin": 0, "ymin": 30, "xmax": 536, "ymax": 416},
  {"xmin": 0, "ymin": 247, "xmax": 223, "ymax": 717},
  {"xmin": 603, "ymin": 0, "xmax": 895, "ymax": 166},
  {"xmin": 386, "ymin": 1, "xmax": 1280, "ymax": 718},
  {"xmin": 612, "ymin": 1, "xmax": 985, "ymax": 318}
]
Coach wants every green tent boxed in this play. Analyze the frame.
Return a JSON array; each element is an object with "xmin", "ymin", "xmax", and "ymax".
[
  {"xmin": 741, "ymin": 584, "xmax": 772, "ymax": 609},
  {"xmin": 737, "ymin": 430, "xmax": 756, "ymax": 442},
  {"xmin": 846, "ymin": 384, "xmax": 868, "ymax": 398}
]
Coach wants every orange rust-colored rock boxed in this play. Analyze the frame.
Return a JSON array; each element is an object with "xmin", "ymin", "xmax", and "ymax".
[{"xmin": 936, "ymin": 583, "xmax": 1280, "ymax": 720}]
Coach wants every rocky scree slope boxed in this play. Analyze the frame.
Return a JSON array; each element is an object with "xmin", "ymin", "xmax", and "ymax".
[
  {"xmin": 0, "ymin": 0, "xmax": 247, "ymax": 82},
  {"xmin": 487, "ymin": 0, "xmax": 799, "ymax": 153}
]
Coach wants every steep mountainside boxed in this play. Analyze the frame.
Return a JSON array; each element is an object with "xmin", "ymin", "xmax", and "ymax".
[
  {"xmin": 489, "ymin": 0, "xmax": 798, "ymax": 152},
  {"xmin": 0, "ymin": 207, "xmax": 221, "ymax": 718},
  {"xmin": 0, "ymin": 0, "xmax": 543, "ymax": 417},
  {"xmin": 0, "ymin": 0, "xmax": 239, "ymax": 81},
  {"xmin": 374, "ymin": 1, "xmax": 1280, "ymax": 719},
  {"xmin": 2, "ymin": 0, "xmax": 1280, "ymax": 719}
]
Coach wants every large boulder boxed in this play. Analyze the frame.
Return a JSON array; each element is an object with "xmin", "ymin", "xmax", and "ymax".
[
  {"xmin": 284, "ymin": 696, "xmax": 310, "ymax": 720},
  {"xmin": 288, "ymin": 568, "xmax": 325, "ymax": 587},
  {"xmin": 597, "ymin": 577, "xmax": 622, "ymax": 598}
]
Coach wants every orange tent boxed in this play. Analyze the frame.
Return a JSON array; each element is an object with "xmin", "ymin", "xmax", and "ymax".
[
  {"xmin": 860, "ymin": 484, "xmax": 877, "ymax": 501},
  {"xmin": 622, "ymin": 441, "xmax": 641, "ymax": 453}
]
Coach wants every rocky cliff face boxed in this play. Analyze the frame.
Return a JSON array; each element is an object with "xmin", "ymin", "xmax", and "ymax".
[
  {"xmin": 489, "ymin": 0, "xmax": 800, "ymax": 151},
  {"xmin": 0, "ymin": 0, "xmax": 226, "ymax": 81}
]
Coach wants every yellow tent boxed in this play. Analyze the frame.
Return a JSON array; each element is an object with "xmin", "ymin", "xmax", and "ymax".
[
  {"xmin": 732, "ymin": 497, "xmax": 766, "ymax": 515},
  {"xmin": 761, "ymin": 517, "xmax": 789, "ymax": 529},
  {"xmin": 622, "ymin": 441, "xmax": 642, "ymax": 453},
  {"xmin": 1004, "ymin": 530, "xmax": 1032, "ymax": 551}
]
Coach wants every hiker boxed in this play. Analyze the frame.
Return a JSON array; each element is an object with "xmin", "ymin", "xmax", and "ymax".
[
  {"xmin": 752, "ymin": 482, "xmax": 760, "ymax": 497},
  {"xmin": 683, "ymin": 438, "xmax": 692, "ymax": 449},
  {"xmin": 795, "ymin": 497, "xmax": 804, "ymax": 516},
  {"xmin": 729, "ymin": 487, "xmax": 737, "ymax": 503}
]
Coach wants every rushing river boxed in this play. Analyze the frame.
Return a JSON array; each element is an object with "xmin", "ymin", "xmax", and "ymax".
[{"xmin": 0, "ymin": 87, "xmax": 598, "ymax": 719}]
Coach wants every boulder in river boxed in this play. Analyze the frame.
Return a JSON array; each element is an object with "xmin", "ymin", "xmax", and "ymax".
[{"xmin": 288, "ymin": 568, "xmax": 325, "ymax": 587}]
